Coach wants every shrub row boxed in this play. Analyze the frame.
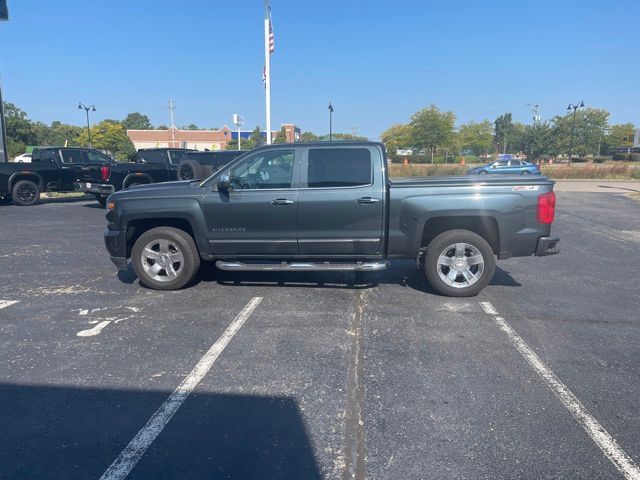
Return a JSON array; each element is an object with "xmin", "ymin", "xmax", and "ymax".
[
  {"xmin": 388, "ymin": 163, "xmax": 640, "ymax": 180},
  {"xmin": 612, "ymin": 153, "xmax": 640, "ymax": 161}
]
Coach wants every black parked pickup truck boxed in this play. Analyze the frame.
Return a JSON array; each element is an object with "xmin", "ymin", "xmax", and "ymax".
[
  {"xmin": 176, "ymin": 150, "xmax": 246, "ymax": 181},
  {"xmin": 0, "ymin": 147, "xmax": 115, "ymax": 206},
  {"xmin": 75, "ymin": 148, "xmax": 193, "ymax": 206},
  {"xmin": 104, "ymin": 142, "xmax": 559, "ymax": 297}
]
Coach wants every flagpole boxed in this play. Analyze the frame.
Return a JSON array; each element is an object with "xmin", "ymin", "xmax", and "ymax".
[{"xmin": 264, "ymin": 0, "xmax": 272, "ymax": 145}]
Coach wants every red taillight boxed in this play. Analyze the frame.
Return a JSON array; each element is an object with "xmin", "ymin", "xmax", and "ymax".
[
  {"xmin": 100, "ymin": 165, "xmax": 110, "ymax": 182},
  {"xmin": 537, "ymin": 191, "xmax": 556, "ymax": 224}
]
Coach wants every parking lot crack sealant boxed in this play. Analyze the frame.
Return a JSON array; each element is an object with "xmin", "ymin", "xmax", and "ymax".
[{"xmin": 342, "ymin": 289, "xmax": 367, "ymax": 480}]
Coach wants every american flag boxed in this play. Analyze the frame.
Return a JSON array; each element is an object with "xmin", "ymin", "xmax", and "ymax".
[{"xmin": 268, "ymin": 7, "xmax": 275, "ymax": 53}]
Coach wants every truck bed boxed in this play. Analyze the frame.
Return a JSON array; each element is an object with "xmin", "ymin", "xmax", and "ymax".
[{"xmin": 390, "ymin": 175, "xmax": 554, "ymax": 188}]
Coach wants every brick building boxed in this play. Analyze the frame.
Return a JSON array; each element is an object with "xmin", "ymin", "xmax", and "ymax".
[{"xmin": 127, "ymin": 123, "xmax": 300, "ymax": 151}]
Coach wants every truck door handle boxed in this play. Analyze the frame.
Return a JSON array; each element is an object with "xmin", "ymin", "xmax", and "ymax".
[
  {"xmin": 272, "ymin": 198, "xmax": 295, "ymax": 205},
  {"xmin": 357, "ymin": 197, "xmax": 380, "ymax": 204}
]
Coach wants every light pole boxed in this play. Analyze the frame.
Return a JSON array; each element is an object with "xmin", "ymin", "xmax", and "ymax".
[
  {"xmin": 566, "ymin": 101, "xmax": 584, "ymax": 164},
  {"xmin": 328, "ymin": 103, "xmax": 334, "ymax": 141},
  {"xmin": 78, "ymin": 103, "xmax": 96, "ymax": 148},
  {"xmin": 232, "ymin": 114, "xmax": 245, "ymax": 150}
]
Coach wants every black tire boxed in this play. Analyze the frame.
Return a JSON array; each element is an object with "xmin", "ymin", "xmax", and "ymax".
[
  {"xmin": 479, "ymin": 170, "xmax": 488, "ymax": 175},
  {"xmin": 96, "ymin": 195, "xmax": 107, "ymax": 208},
  {"xmin": 131, "ymin": 226, "xmax": 200, "ymax": 290},
  {"xmin": 521, "ymin": 171, "xmax": 531, "ymax": 175},
  {"xmin": 424, "ymin": 229, "xmax": 495, "ymax": 297},
  {"xmin": 12, "ymin": 180, "xmax": 40, "ymax": 206},
  {"xmin": 177, "ymin": 159, "xmax": 205, "ymax": 181}
]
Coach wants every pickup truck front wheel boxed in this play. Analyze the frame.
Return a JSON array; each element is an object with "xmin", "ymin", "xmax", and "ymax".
[
  {"xmin": 424, "ymin": 229, "xmax": 495, "ymax": 297},
  {"xmin": 131, "ymin": 227, "xmax": 200, "ymax": 290}
]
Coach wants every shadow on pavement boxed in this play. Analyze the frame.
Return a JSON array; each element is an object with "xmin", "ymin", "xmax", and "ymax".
[
  {"xmin": 197, "ymin": 261, "xmax": 521, "ymax": 294},
  {"xmin": 0, "ymin": 383, "xmax": 322, "ymax": 480}
]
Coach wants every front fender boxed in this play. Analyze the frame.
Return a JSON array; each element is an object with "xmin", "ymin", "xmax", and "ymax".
[{"xmin": 117, "ymin": 197, "xmax": 210, "ymax": 256}]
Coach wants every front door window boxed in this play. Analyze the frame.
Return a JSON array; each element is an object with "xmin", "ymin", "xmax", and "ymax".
[{"xmin": 228, "ymin": 150, "xmax": 294, "ymax": 190}]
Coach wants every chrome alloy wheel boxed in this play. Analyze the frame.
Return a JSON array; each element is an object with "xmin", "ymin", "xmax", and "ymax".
[
  {"xmin": 140, "ymin": 239, "xmax": 185, "ymax": 282},
  {"xmin": 436, "ymin": 243, "xmax": 485, "ymax": 288}
]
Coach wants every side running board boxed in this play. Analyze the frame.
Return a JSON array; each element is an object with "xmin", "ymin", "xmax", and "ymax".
[{"xmin": 215, "ymin": 260, "xmax": 390, "ymax": 272}]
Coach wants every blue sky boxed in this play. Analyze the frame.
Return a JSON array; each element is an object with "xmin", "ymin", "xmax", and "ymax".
[{"xmin": 0, "ymin": 0, "xmax": 637, "ymax": 139}]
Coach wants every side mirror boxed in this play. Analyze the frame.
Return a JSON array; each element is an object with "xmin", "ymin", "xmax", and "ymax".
[{"xmin": 217, "ymin": 173, "xmax": 231, "ymax": 192}]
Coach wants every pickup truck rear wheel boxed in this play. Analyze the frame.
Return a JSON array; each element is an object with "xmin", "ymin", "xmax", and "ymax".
[
  {"xmin": 424, "ymin": 229, "xmax": 495, "ymax": 297},
  {"xmin": 12, "ymin": 180, "xmax": 40, "ymax": 206},
  {"xmin": 96, "ymin": 195, "xmax": 107, "ymax": 208},
  {"xmin": 177, "ymin": 159, "xmax": 205, "ymax": 181},
  {"xmin": 131, "ymin": 227, "xmax": 200, "ymax": 290}
]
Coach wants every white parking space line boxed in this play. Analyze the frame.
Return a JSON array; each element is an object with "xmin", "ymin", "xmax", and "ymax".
[
  {"xmin": 480, "ymin": 301, "xmax": 640, "ymax": 480},
  {"xmin": 479, "ymin": 301, "xmax": 498, "ymax": 315},
  {"xmin": 0, "ymin": 300, "xmax": 18, "ymax": 310},
  {"xmin": 100, "ymin": 296, "xmax": 263, "ymax": 480}
]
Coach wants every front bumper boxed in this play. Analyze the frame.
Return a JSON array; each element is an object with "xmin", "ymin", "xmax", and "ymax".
[
  {"xmin": 535, "ymin": 236, "xmax": 560, "ymax": 256},
  {"xmin": 74, "ymin": 182, "xmax": 115, "ymax": 195},
  {"xmin": 104, "ymin": 229, "xmax": 129, "ymax": 270}
]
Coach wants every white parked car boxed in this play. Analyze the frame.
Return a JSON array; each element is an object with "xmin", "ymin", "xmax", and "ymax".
[{"xmin": 13, "ymin": 153, "xmax": 32, "ymax": 163}]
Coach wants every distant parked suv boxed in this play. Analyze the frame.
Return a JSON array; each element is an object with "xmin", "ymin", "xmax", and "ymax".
[
  {"xmin": 467, "ymin": 159, "xmax": 540, "ymax": 175},
  {"xmin": 0, "ymin": 147, "xmax": 114, "ymax": 206},
  {"xmin": 177, "ymin": 150, "xmax": 246, "ymax": 180}
]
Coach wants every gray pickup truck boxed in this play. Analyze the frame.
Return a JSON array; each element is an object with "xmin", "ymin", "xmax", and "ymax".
[{"xmin": 104, "ymin": 142, "xmax": 559, "ymax": 297}]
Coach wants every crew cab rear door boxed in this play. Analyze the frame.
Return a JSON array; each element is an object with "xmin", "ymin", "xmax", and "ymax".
[
  {"xmin": 58, "ymin": 149, "xmax": 86, "ymax": 189},
  {"xmin": 297, "ymin": 146, "xmax": 384, "ymax": 256}
]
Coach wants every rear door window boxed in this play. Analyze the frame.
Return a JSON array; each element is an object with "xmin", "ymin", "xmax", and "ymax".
[
  {"xmin": 61, "ymin": 149, "xmax": 84, "ymax": 164},
  {"xmin": 306, "ymin": 148, "xmax": 372, "ymax": 188},
  {"xmin": 85, "ymin": 150, "xmax": 112, "ymax": 164}
]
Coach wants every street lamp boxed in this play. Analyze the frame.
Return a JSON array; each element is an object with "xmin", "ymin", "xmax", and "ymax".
[
  {"xmin": 78, "ymin": 103, "xmax": 96, "ymax": 148},
  {"xmin": 232, "ymin": 114, "xmax": 245, "ymax": 151},
  {"xmin": 328, "ymin": 103, "xmax": 334, "ymax": 141},
  {"xmin": 566, "ymin": 101, "xmax": 584, "ymax": 164}
]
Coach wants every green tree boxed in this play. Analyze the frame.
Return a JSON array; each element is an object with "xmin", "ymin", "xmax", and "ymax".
[
  {"xmin": 380, "ymin": 123, "xmax": 413, "ymax": 154},
  {"xmin": 156, "ymin": 124, "xmax": 169, "ymax": 130},
  {"xmin": 602, "ymin": 123, "xmax": 636, "ymax": 155},
  {"xmin": 521, "ymin": 122, "xmax": 554, "ymax": 162},
  {"xmin": 121, "ymin": 112, "xmax": 152, "ymax": 130},
  {"xmin": 78, "ymin": 120, "xmax": 135, "ymax": 160},
  {"xmin": 410, "ymin": 105, "xmax": 456, "ymax": 163},
  {"xmin": 551, "ymin": 108, "xmax": 609, "ymax": 157},
  {"xmin": 248, "ymin": 126, "xmax": 263, "ymax": 146},
  {"xmin": 456, "ymin": 120, "xmax": 494, "ymax": 156},
  {"xmin": 331, "ymin": 133, "xmax": 368, "ymax": 141},
  {"xmin": 32, "ymin": 121, "xmax": 83, "ymax": 147},
  {"xmin": 3, "ymin": 101, "xmax": 37, "ymax": 157},
  {"xmin": 182, "ymin": 123, "xmax": 200, "ymax": 130},
  {"xmin": 494, "ymin": 113, "xmax": 513, "ymax": 153},
  {"xmin": 273, "ymin": 126, "xmax": 287, "ymax": 144},
  {"xmin": 300, "ymin": 131, "xmax": 319, "ymax": 142}
]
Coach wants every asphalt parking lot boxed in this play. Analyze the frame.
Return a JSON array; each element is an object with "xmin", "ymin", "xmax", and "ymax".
[{"xmin": 1, "ymin": 192, "xmax": 639, "ymax": 479}]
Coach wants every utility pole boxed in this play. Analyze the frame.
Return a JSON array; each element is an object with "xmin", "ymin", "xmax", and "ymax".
[
  {"xmin": 566, "ymin": 101, "xmax": 585, "ymax": 164},
  {"xmin": 349, "ymin": 125, "xmax": 358, "ymax": 140},
  {"xmin": 78, "ymin": 103, "xmax": 96, "ymax": 148},
  {"xmin": 328, "ymin": 103, "xmax": 334, "ymax": 141},
  {"xmin": 527, "ymin": 103, "xmax": 541, "ymax": 124},
  {"xmin": 168, "ymin": 99, "xmax": 176, "ymax": 147}
]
